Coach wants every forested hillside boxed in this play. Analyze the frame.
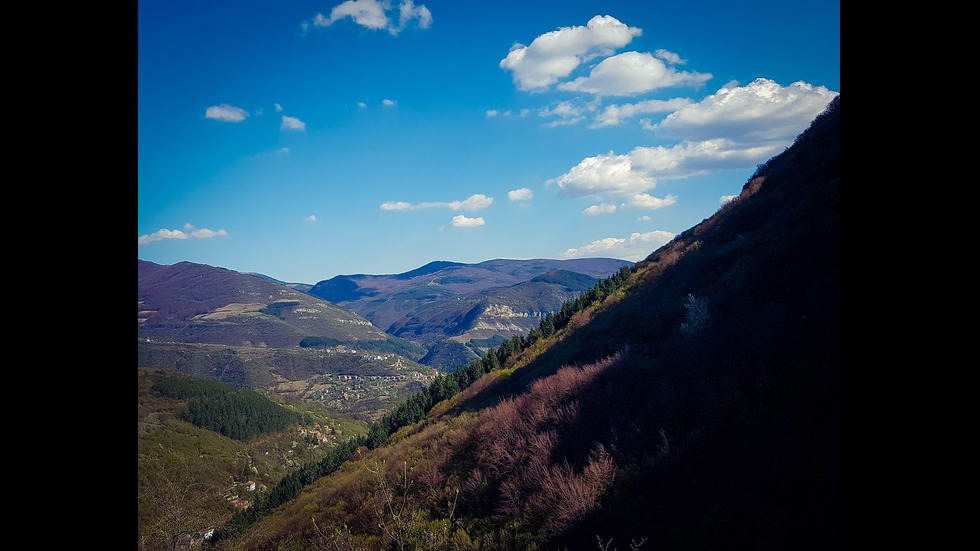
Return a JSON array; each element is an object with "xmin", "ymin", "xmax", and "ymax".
[{"xmin": 205, "ymin": 95, "xmax": 840, "ymax": 551}]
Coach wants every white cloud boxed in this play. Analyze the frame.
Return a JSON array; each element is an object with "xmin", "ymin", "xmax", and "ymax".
[
  {"xmin": 500, "ymin": 15, "xmax": 641, "ymax": 91},
  {"xmin": 380, "ymin": 201, "xmax": 414, "ymax": 211},
  {"xmin": 281, "ymin": 115, "xmax": 306, "ymax": 131},
  {"xmin": 305, "ymin": 0, "xmax": 431, "ymax": 35},
  {"xmin": 558, "ymin": 51, "xmax": 711, "ymax": 96},
  {"xmin": 397, "ymin": 0, "xmax": 432, "ymax": 32},
  {"xmin": 621, "ymin": 193, "xmax": 677, "ymax": 210},
  {"xmin": 381, "ymin": 193, "xmax": 493, "ymax": 211},
  {"xmin": 486, "ymin": 109, "xmax": 500, "ymax": 117},
  {"xmin": 654, "ymin": 49, "xmax": 684, "ymax": 65},
  {"xmin": 305, "ymin": 215, "xmax": 317, "ymax": 223},
  {"xmin": 448, "ymin": 194, "xmax": 493, "ymax": 210},
  {"xmin": 138, "ymin": 226, "xmax": 228, "ymax": 246},
  {"xmin": 538, "ymin": 100, "xmax": 594, "ymax": 126},
  {"xmin": 451, "ymin": 214, "xmax": 485, "ymax": 228},
  {"xmin": 274, "ymin": 103, "xmax": 283, "ymax": 112},
  {"xmin": 583, "ymin": 203, "xmax": 617, "ymax": 216},
  {"xmin": 562, "ymin": 230, "xmax": 675, "ymax": 261},
  {"xmin": 205, "ymin": 104, "xmax": 248, "ymax": 122},
  {"xmin": 277, "ymin": 147, "xmax": 291, "ymax": 154},
  {"xmin": 650, "ymin": 78, "xmax": 838, "ymax": 143},
  {"xmin": 358, "ymin": 101, "xmax": 367, "ymax": 108},
  {"xmin": 554, "ymin": 79, "xmax": 839, "ymax": 200},
  {"xmin": 593, "ymin": 97, "xmax": 692, "ymax": 127},
  {"xmin": 189, "ymin": 228, "xmax": 229, "ymax": 239},
  {"xmin": 720, "ymin": 194, "xmax": 738, "ymax": 205},
  {"xmin": 554, "ymin": 152, "xmax": 655, "ymax": 197},
  {"xmin": 382, "ymin": 99, "xmax": 397, "ymax": 106},
  {"xmin": 508, "ymin": 188, "xmax": 533, "ymax": 201},
  {"xmin": 637, "ymin": 215, "xmax": 651, "ymax": 221},
  {"xmin": 312, "ymin": 0, "xmax": 389, "ymax": 30}
]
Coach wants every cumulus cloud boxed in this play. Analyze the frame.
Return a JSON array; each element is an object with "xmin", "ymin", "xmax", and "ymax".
[
  {"xmin": 720, "ymin": 194, "xmax": 738, "ymax": 205},
  {"xmin": 593, "ymin": 97, "xmax": 692, "ymax": 127},
  {"xmin": 562, "ymin": 230, "xmax": 675, "ymax": 261},
  {"xmin": 508, "ymin": 188, "xmax": 533, "ymax": 201},
  {"xmin": 138, "ymin": 225, "xmax": 229, "ymax": 246},
  {"xmin": 205, "ymin": 104, "xmax": 248, "ymax": 122},
  {"xmin": 304, "ymin": 0, "xmax": 431, "ymax": 35},
  {"xmin": 500, "ymin": 15, "xmax": 641, "ymax": 91},
  {"xmin": 281, "ymin": 115, "xmax": 306, "ymax": 131},
  {"xmin": 558, "ymin": 51, "xmax": 711, "ymax": 96},
  {"xmin": 382, "ymin": 98, "xmax": 397, "ymax": 106},
  {"xmin": 380, "ymin": 193, "xmax": 493, "ymax": 211},
  {"xmin": 451, "ymin": 214, "xmax": 485, "ymax": 228},
  {"xmin": 358, "ymin": 101, "xmax": 367, "ymax": 108},
  {"xmin": 554, "ymin": 80, "xmax": 839, "ymax": 201},
  {"xmin": 650, "ymin": 78, "xmax": 838, "ymax": 143},
  {"xmin": 583, "ymin": 203, "xmax": 617, "ymax": 215},
  {"xmin": 554, "ymin": 152, "xmax": 655, "ymax": 197}
]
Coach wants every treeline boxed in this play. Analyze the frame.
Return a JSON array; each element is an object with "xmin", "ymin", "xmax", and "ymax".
[
  {"xmin": 367, "ymin": 264, "xmax": 633, "ymax": 448},
  {"xmin": 152, "ymin": 376, "xmax": 302, "ymax": 441},
  {"xmin": 299, "ymin": 336, "xmax": 427, "ymax": 359},
  {"xmin": 259, "ymin": 301, "xmax": 301, "ymax": 319},
  {"xmin": 205, "ymin": 264, "xmax": 633, "ymax": 546}
]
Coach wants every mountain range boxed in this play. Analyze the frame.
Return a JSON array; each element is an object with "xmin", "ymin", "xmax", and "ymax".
[{"xmin": 307, "ymin": 258, "xmax": 632, "ymax": 367}]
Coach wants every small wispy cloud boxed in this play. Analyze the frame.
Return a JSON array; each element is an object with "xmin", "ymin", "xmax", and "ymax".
[
  {"xmin": 654, "ymin": 49, "xmax": 685, "ymax": 65},
  {"xmin": 305, "ymin": 215, "xmax": 317, "ymax": 223},
  {"xmin": 205, "ymin": 104, "xmax": 248, "ymax": 122},
  {"xmin": 508, "ymin": 188, "xmax": 533, "ymax": 201},
  {"xmin": 592, "ymin": 97, "xmax": 692, "ymax": 127},
  {"xmin": 281, "ymin": 115, "xmax": 306, "ymax": 131},
  {"xmin": 358, "ymin": 101, "xmax": 368, "ymax": 108},
  {"xmin": 138, "ymin": 224, "xmax": 229, "ymax": 246},
  {"xmin": 380, "ymin": 193, "xmax": 493, "ymax": 211},
  {"xmin": 562, "ymin": 230, "xmax": 675, "ymax": 261},
  {"xmin": 486, "ymin": 109, "xmax": 530, "ymax": 118},
  {"xmin": 382, "ymin": 99, "xmax": 397, "ymax": 106},
  {"xmin": 274, "ymin": 103, "xmax": 283, "ymax": 112},
  {"xmin": 583, "ymin": 203, "xmax": 616, "ymax": 216},
  {"xmin": 451, "ymin": 214, "xmax": 485, "ymax": 228},
  {"xmin": 303, "ymin": 0, "xmax": 431, "ymax": 36}
]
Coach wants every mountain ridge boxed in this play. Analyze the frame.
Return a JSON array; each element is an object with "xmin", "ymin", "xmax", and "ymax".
[{"xmin": 307, "ymin": 258, "xmax": 633, "ymax": 361}]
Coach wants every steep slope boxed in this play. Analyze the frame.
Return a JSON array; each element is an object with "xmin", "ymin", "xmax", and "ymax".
[{"xmin": 211, "ymin": 95, "xmax": 839, "ymax": 551}]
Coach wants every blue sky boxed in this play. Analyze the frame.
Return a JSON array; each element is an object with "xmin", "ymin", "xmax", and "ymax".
[{"xmin": 138, "ymin": 0, "xmax": 840, "ymax": 284}]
